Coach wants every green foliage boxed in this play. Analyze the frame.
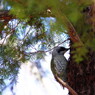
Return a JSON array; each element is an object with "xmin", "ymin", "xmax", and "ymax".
[
  {"xmin": 72, "ymin": 46, "xmax": 88, "ymax": 63},
  {"xmin": 5, "ymin": 0, "xmax": 91, "ymax": 23},
  {"xmin": 0, "ymin": 0, "xmax": 95, "ymax": 94}
]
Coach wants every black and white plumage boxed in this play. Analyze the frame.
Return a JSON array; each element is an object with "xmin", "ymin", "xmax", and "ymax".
[{"xmin": 51, "ymin": 47, "xmax": 69, "ymax": 81}]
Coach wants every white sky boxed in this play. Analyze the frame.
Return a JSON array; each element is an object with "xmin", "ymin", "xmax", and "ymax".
[
  {"xmin": 15, "ymin": 53, "xmax": 69, "ymax": 95},
  {"xmin": 2, "ymin": 53, "xmax": 69, "ymax": 95}
]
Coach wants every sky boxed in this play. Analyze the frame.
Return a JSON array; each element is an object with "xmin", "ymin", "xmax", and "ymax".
[{"xmin": 2, "ymin": 53, "xmax": 69, "ymax": 95}]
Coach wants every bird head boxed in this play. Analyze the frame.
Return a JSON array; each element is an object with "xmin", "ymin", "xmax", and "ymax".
[{"xmin": 52, "ymin": 47, "xmax": 69, "ymax": 56}]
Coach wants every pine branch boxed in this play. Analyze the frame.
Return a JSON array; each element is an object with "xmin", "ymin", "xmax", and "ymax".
[
  {"xmin": 0, "ymin": 9, "xmax": 83, "ymax": 47},
  {"xmin": 0, "ymin": 21, "xmax": 20, "ymax": 46},
  {"xmin": 0, "ymin": 10, "xmax": 54, "ymax": 21}
]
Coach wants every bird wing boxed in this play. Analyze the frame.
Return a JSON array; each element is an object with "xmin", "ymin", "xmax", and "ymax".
[{"xmin": 54, "ymin": 55, "xmax": 67, "ymax": 75}]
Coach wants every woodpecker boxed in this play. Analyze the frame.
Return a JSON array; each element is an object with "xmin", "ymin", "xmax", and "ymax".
[{"xmin": 51, "ymin": 46, "xmax": 69, "ymax": 82}]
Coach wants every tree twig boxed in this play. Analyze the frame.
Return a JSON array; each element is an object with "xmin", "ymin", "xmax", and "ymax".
[
  {"xmin": 55, "ymin": 75, "xmax": 78, "ymax": 95},
  {"xmin": 25, "ymin": 38, "xmax": 70, "ymax": 55}
]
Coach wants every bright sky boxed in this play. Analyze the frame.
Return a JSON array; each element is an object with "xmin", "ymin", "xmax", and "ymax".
[
  {"xmin": 16, "ymin": 53, "xmax": 69, "ymax": 95},
  {"xmin": 3, "ymin": 53, "xmax": 69, "ymax": 95}
]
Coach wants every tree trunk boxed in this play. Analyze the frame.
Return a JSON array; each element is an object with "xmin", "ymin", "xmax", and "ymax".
[
  {"xmin": 67, "ymin": 3, "xmax": 95, "ymax": 95},
  {"xmin": 67, "ymin": 50, "xmax": 95, "ymax": 95}
]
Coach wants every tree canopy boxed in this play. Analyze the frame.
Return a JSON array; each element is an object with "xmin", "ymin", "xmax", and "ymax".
[{"xmin": 0, "ymin": 0, "xmax": 95, "ymax": 95}]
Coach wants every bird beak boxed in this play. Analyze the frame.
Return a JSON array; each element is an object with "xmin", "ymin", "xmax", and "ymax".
[
  {"xmin": 66, "ymin": 48, "xmax": 70, "ymax": 51},
  {"xmin": 64, "ymin": 48, "xmax": 69, "ymax": 53},
  {"xmin": 60, "ymin": 48, "xmax": 70, "ymax": 54}
]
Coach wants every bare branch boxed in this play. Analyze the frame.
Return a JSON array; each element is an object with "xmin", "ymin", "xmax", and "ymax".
[
  {"xmin": 25, "ymin": 38, "xmax": 70, "ymax": 55},
  {"xmin": 55, "ymin": 75, "xmax": 78, "ymax": 95}
]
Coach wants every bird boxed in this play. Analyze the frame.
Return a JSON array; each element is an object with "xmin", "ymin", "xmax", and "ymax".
[{"xmin": 51, "ymin": 46, "xmax": 69, "ymax": 82}]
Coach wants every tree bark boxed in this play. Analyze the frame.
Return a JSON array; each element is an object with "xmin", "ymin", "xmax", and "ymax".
[{"xmin": 67, "ymin": 3, "xmax": 95, "ymax": 95}]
